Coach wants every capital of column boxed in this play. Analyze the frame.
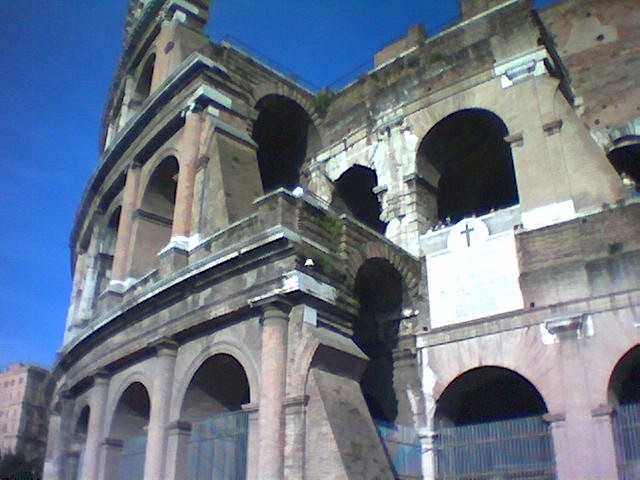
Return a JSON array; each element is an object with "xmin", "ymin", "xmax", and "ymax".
[
  {"xmin": 92, "ymin": 369, "xmax": 110, "ymax": 386},
  {"xmin": 167, "ymin": 420, "xmax": 193, "ymax": 433},
  {"xmin": 591, "ymin": 404, "xmax": 615, "ymax": 418},
  {"xmin": 149, "ymin": 337, "xmax": 179, "ymax": 357},
  {"xmin": 249, "ymin": 294, "xmax": 292, "ymax": 320}
]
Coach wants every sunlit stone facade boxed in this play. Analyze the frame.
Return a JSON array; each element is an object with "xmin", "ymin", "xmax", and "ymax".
[{"xmin": 45, "ymin": 0, "xmax": 640, "ymax": 479}]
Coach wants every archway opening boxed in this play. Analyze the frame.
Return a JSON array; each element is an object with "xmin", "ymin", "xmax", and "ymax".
[
  {"xmin": 354, "ymin": 258, "xmax": 403, "ymax": 424},
  {"xmin": 331, "ymin": 165, "xmax": 386, "ymax": 234},
  {"xmin": 609, "ymin": 346, "xmax": 640, "ymax": 478},
  {"xmin": 252, "ymin": 95, "xmax": 315, "ymax": 192},
  {"xmin": 181, "ymin": 354, "xmax": 250, "ymax": 480},
  {"xmin": 97, "ymin": 207, "xmax": 121, "ymax": 295},
  {"xmin": 109, "ymin": 382, "xmax": 150, "ymax": 480},
  {"xmin": 133, "ymin": 54, "xmax": 155, "ymax": 104},
  {"xmin": 435, "ymin": 367, "xmax": 554, "ymax": 479},
  {"xmin": 417, "ymin": 109, "xmax": 519, "ymax": 223},
  {"xmin": 130, "ymin": 157, "xmax": 178, "ymax": 277}
]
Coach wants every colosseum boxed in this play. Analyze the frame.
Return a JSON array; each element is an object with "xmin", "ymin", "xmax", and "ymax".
[{"xmin": 44, "ymin": 0, "xmax": 640, "ymax": 479}]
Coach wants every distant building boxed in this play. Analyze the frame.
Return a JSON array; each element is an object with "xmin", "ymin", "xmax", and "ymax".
[{"xmin": 0, "ymin": 363, "xmax": 49, "ymax": 461}]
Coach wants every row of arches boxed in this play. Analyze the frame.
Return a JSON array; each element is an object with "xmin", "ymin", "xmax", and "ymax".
[
  {"xmin": 70, "ymin": 354, "xmax": 251, "ymax": 480},
  {"xmin": 66, "ymin": 342, "xmax": 640, "ymax": 480}
]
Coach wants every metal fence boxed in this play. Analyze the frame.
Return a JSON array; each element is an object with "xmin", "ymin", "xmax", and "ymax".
[
  {"xmin": 435, "ymin": 415, "xmax": 555, "ymax": 480},
  {"xmin": 188, "ymin": 410, "xmax": 249, "ymax": 480},
  {"xmin": 121, "ymin": 434, "xmax": 147, "ymax": 480},
  {"xmin": 614, "ymin": 402, "xmax": 640, "ymax": 480},
  {"xmin": 376, "ymin": 421, "xmax": 422, "ymax": 480}
]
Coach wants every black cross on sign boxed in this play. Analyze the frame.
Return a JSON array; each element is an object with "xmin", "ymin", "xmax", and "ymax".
[{"xmin": 461, "ymin": 223, "xmax": 474, "ymax": 247}]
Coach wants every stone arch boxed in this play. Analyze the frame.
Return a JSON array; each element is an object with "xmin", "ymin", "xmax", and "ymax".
[
  {"xmin": 609, "ymin": 344, "xmax": 640, "ymax": 406},
  {"xmin": 342, "ymin": 241, "xmax": 421, "ymax": 304},
  {"xmin": 608, "ymin": 344, "xmax": 640, "ymax": 478},
  {"xmin": 434, "ymin": 365, "xmax": 556, "ymax": 479},
  {"xmin": 104, "ymin": 371, "xmax": 152, "ymax": 434},
  {"xmin": 107, "ymin": 381, "xmax": 151, "ymax": 480},
  {"xmin": 251, "ymin": 93, "xmax": 320, "ymax": 193},
  {"xmin": 416, "ymin": 108, "xmax": 519, "ymax": 222},
  {"xmin": 133, "ymin": 52, "xmax": 156, "ymax": 105},
  {"xmin": 172, "ymin": 341, "xmax": 259, "ymax": 420},
  {"xmin": 435, "ymin": 366, "xmax": 549, "ymax": 427},
  {"xmin": 130, "ymin": 155, "xmax": 178, "ymax": 277},
  {"xmin": 330, "ymin": 165, "xmax": 386, "ymax": 234},
  {"xmin": 176, "ymin": 352, "xmax": 252, "ymax": 480}
]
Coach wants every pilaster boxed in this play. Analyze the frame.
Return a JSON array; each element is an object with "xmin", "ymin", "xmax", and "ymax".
[
  {"xmin": 257, "ymin": 301, "xmax": 290, "ymax": 480},
  {"xmin": 143, "ymin": 338, "xmax": 179, "ymax": 480},
  {"xmin": 82, "ymin": 370, "xmax": 110, "ymax": 480},
  {"xmin": 111, "ymin": 161, "xmax": 141, "ymax": 286}
]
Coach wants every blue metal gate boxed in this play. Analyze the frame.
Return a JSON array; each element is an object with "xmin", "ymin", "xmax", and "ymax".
[
  {"xmin": 376, "ymin": 421, "xmax": 422, "ymax": 479},
  {"xmin": 435, "ymin": 415, "xmax": 555, "ymax": 480},
  {"xmin": 614, "ymin": 403, "xmax": 640, "ymax": 480},
  {"xmin": 188, "ymin": 410, "xmax": 248, "ymax": 480},
  {"xmin": 120, "ymin": 434, "xmax": 147, "ymax": 480}
]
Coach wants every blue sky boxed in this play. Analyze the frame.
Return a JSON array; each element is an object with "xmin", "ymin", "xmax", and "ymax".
[{"xmin": 0, "ymin": 0, "xmax": 557, "ymax": 369}]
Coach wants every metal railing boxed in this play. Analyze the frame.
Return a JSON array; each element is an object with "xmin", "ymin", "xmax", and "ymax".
[
  {"xmin": 435, "ymin": 415, "xmax": 555, "ymax": 480},
  {"xmin": 614, "ymin": 402, "xmax": 640, "ymax": 480},
  {"xmin": 121, "ymin": 434, "xmax": 147, "ymax": 480},
  {"xmin": 376, "ymin": 421, "xmax": 422, "ymax": 480},
  {"xmin": 188, "ymin": 410, "xmax": 249, "ymax": 480}
]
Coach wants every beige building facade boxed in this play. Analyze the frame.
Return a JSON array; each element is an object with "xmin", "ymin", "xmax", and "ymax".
[
  {"xmin": 0, "ymin": 363, "xmax": 49, "ymax": 461},
  {"xmin": 45, "ymin": 0, "xmax": 640, "ymax": 479}
]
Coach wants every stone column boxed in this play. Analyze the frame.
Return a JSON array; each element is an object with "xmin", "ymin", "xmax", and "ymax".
[
  {"xmin": 171, "ymin": 107, "xmax": 202, "ymax": 245},
  {"xmin": 81, "ymin": 371, "xmax": 110, "ymax": 480},
  {"xmin": 164, "ymin": 420, "xmax": 192, "ymax": 480},
  {"xmin": 111, "ymin": 161, "xmax": 141, "ymax": 285},
  {"xmin": 242, "ymin": 403, "xmax": 260, "ymax": 480},
  {"xmin": 42, "ymin": 413, "xmax": 62, "ymax": 480},
  {"xmin": 143, "ymin": 339, "xmax": 178, "ymax": 480},
  {"xmin": 257, "ymin": 303, "xmax": 290, "ymax": 480},
  {"xmin": 418, "ymin": 429, "xmax": 438, "ymax": 480},
  {"xmin": 100, "ymin": 438, "xmax": 123, "ymax": 480},
  {"xmin": 591, "ymin": 406, "xmax": 620, "ymax": 479}
]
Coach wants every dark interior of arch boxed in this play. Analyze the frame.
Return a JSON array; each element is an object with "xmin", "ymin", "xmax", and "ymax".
[
  {"xmin": 142, "ymin": 157, "xmax": 178, "ymax": 219},
  {"xmin": 354, "ymin": 258, "xmax": 403, "ymax": 423},
  {"xmin": 75, "ymin": 406, "xmax": 90, "ymax": 437},
  {"xmin": 436, "ymin": 367, "xmax": 547, "ymax": 427},
  {"xmin": 609, "ymin": 346, "xmax": 640, "ymax": 404},
  {"xmin": 103, "ymin": 207, "xmax": 121, "ymax": 255},
  {"xmin": 418, "ymin": 109, "xmax": 519, "ymax": 222},
  {"xmin": 181, "ymin": 354, "xmax": 250, "ymax": 423},
  {"xmin": 607, "ymin": 142, "xmax": 640, "ymax": 184},
  {"xmin": 134, "ymin": 54, "xmax": 155, "ymax": 101},
  {"xmin": 111, "ymin": 382, "xmax": 150, "ymax": 439},
  {"xmin": 252, "ymin": 95, "xmax": 312, "ymax": 192},
  {"xmin": 331, "ymin": 165, "xmax": 387, "ymax": 234}
]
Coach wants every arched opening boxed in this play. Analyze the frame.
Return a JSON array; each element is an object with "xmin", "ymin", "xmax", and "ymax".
[
  {"xmin": 607, "ymin": 140, "xmax": 640, "ymax": 193},
  {"xmin": 417, "ymin": 109, "xmax": 519, "ymax": 223},
  {"xmin": 70, "ymin": 406, "xmax": 89, "ymax": 480},
  {"xmin": 435, "ymin": 367, "xmax": 554, "ymax": 479},
  {"xmin": 130, "ymin": 157, "xmax": 178, "ymax": 277},
  {"xmin": 181, "ymin": 354, "xmax": 250, "ymax": 480},
  {"xmin": 109, "ymin": 382, "xmax": 150, "ymax": 480},
  {"xmin": 331, "ymin": 165, "xmax": 386, "ymax": 234},
  {"xmin": 133, "ymin": 54, "xmax": 155, "ymax": 105},
  {"xmin": 609, "ymin": 345, "xmax": 640, "ymax": 479},
  {"xmin": 252, "ymin": 95, "xmax": 317, "ymax": 193},
  {"xmin": 354, "ymin": 258, "xmax": 403, "ymax": 423},
  {"xmin": 97, "ymin": 207, "xmax": 120, "ymax": 295}
]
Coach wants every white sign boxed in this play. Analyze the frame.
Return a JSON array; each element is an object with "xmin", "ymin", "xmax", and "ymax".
[{"xmin": 426, "ymin": 218, "xmax": 524, "ymax": 328}]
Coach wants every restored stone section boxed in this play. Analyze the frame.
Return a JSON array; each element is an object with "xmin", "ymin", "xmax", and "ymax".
[{"xmin": 305, "ymin": 368, "xmax": 395, "ymax": 480}]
